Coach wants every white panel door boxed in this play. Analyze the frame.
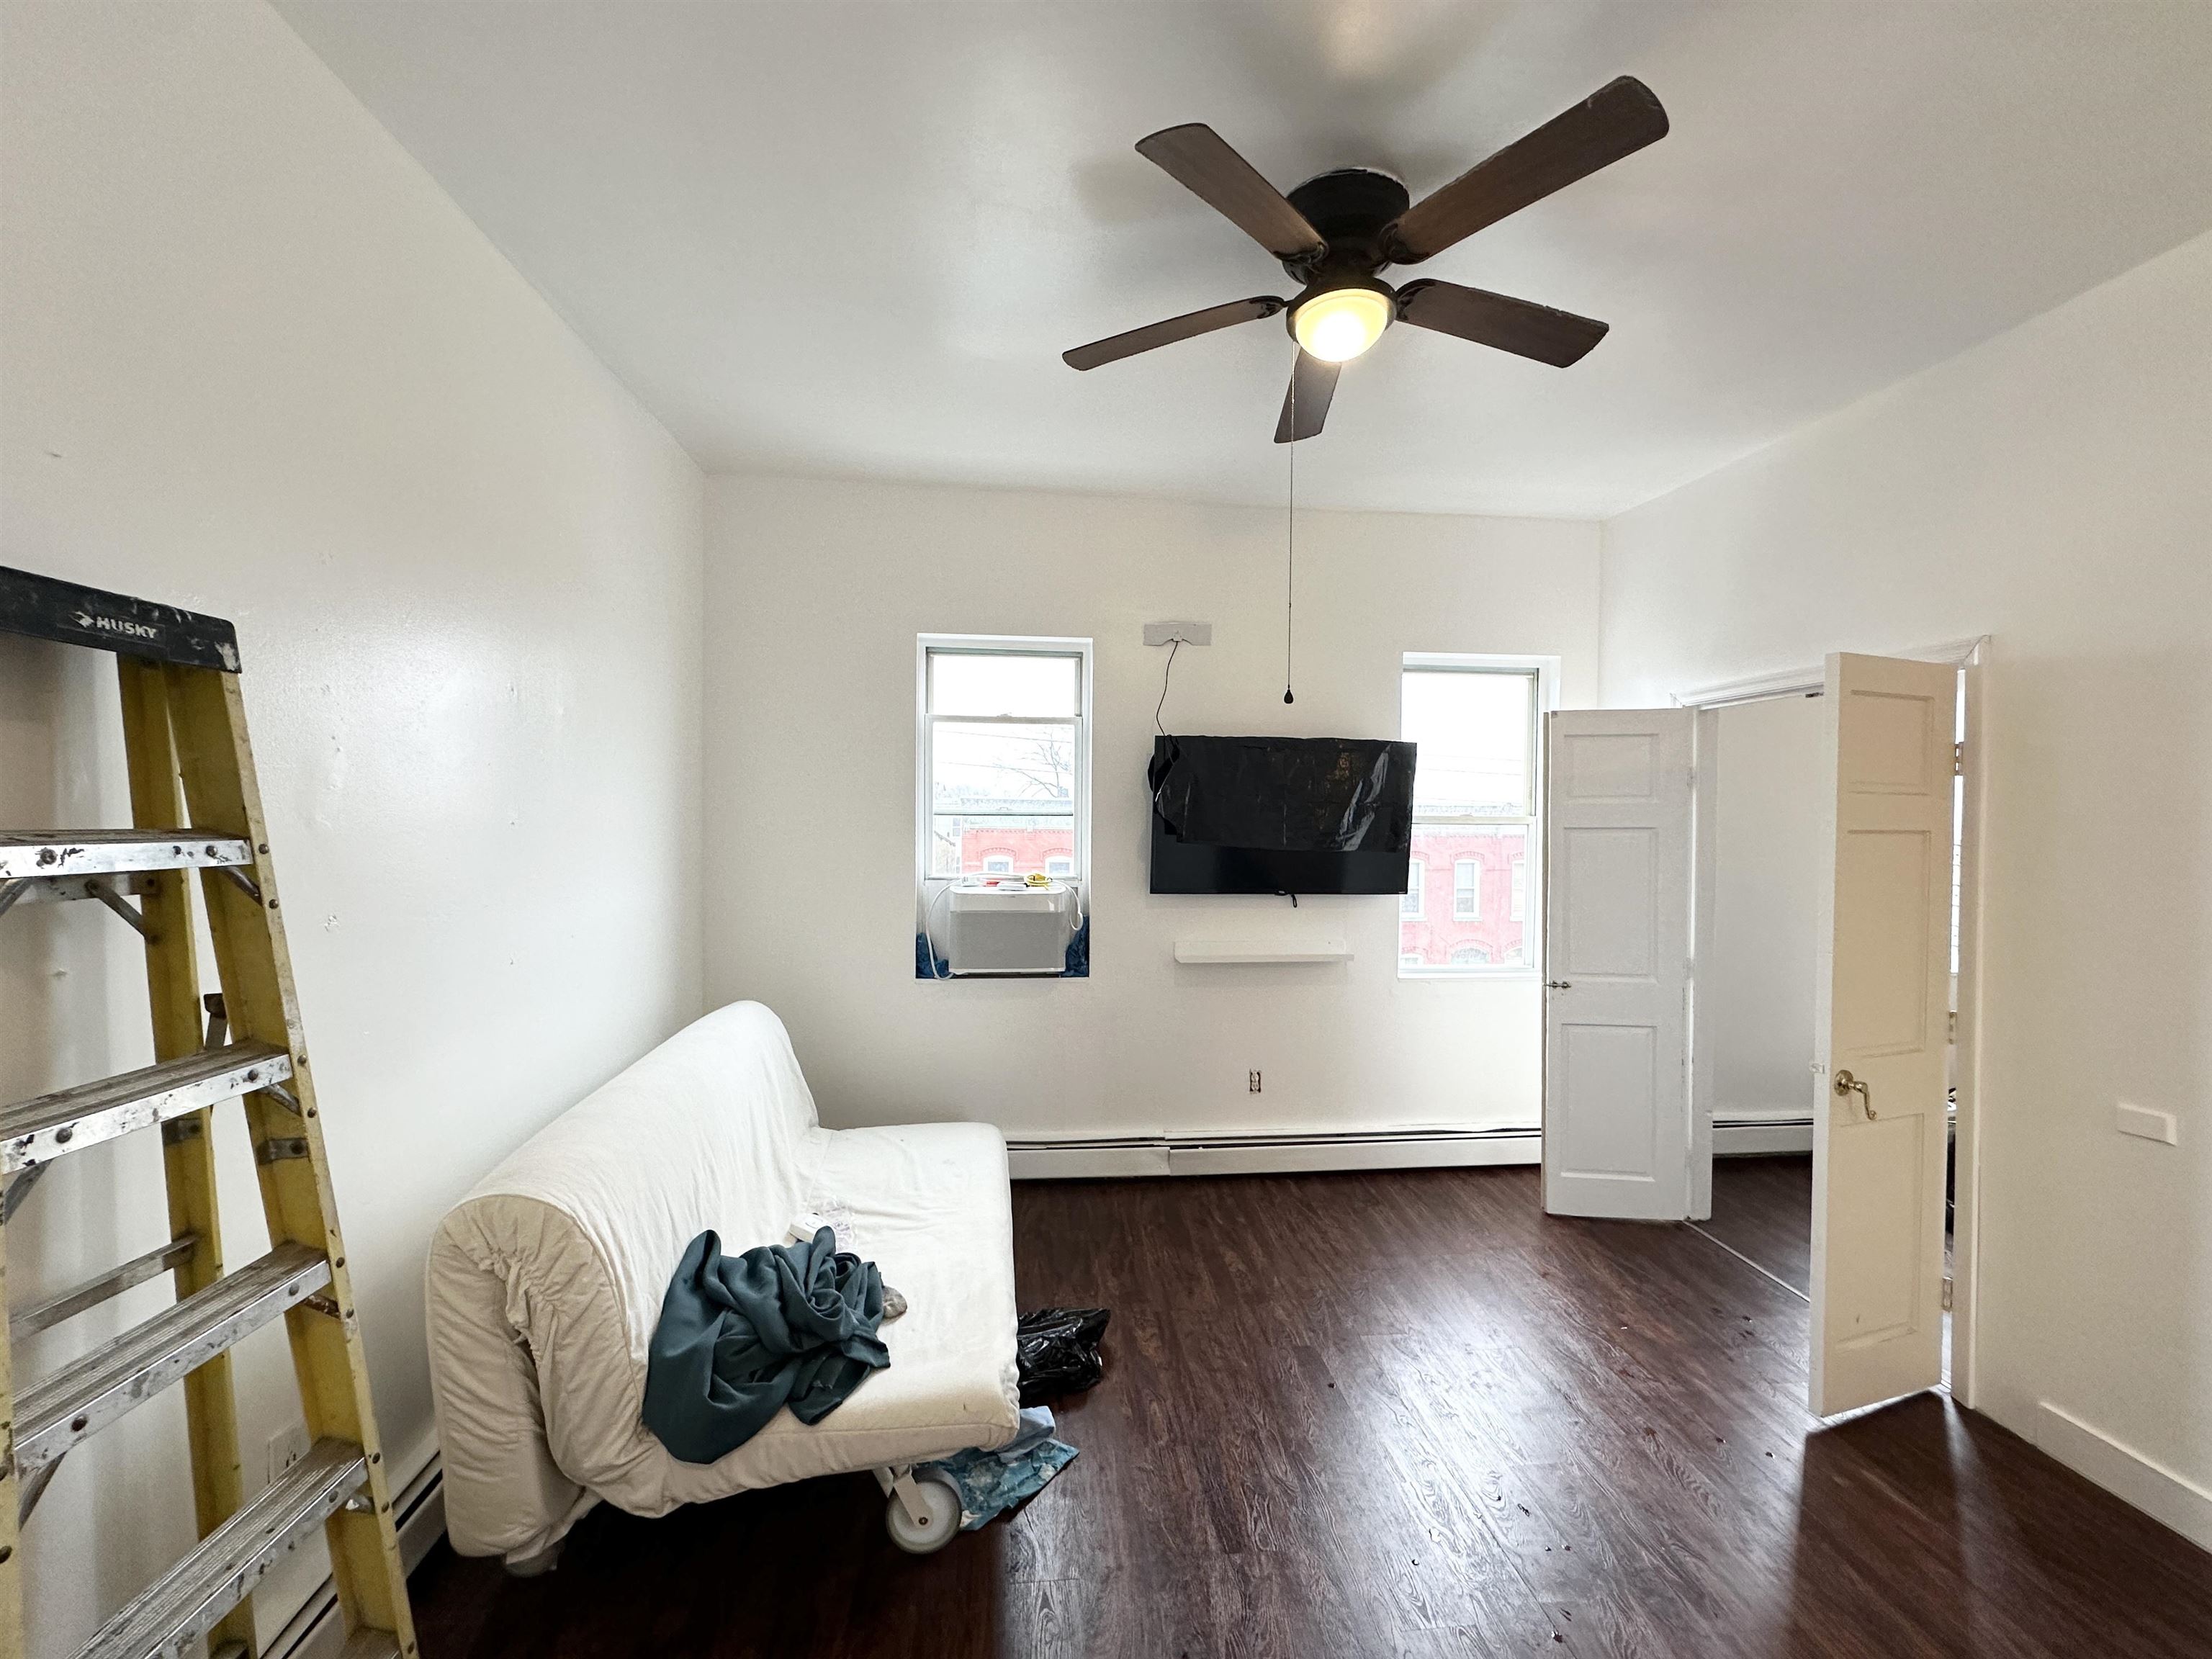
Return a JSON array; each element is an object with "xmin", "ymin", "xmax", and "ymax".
[
  {"xmin": 1542, "ymin": 710, "xmax": 1694, "ymax": 1219},
  {"xmin": 1809, "ymin": 653, "xmax": 1956, "ymax": 1416}
]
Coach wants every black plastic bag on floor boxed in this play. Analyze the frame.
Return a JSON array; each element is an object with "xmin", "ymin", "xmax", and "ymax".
[{"xmin": 1015, "ymin": 1307, "xmax": 1110, "ymax": 1406}]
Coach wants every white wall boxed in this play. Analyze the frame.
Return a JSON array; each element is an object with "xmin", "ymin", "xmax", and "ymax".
[
  {"xmin": 1705, "ymin": 696, "xmax": 1825, "ymax": 1124},
  {"xmin": 1604, "ymin": 230, "xmax": 2212, "ymax": 1540},
  {"xmin": 705, "ymin": 473, "xmax": 1598, "ymax": 1143},
  {"xmin": 0, "ymin": 4, "xmax": 704, "ymax": 1650}
]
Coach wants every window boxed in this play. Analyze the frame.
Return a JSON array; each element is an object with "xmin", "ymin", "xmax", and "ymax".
[
  {"xmin": 1401, "ymin": 861, "xmax": 1424, "ymax": 919},
  {"xmin": 1453, "ymin": 858, "xmax": 1481, "ymax": 920},
  {"xmin": 920, "ymin": 638, "xmax": 1089, "ymax": 881},
  {"xmin": 1398, "ymin": 656, "xmax": 1551, "ymax": 975},
  {"xmin": 917, "ymin": 639, "xmax": 1092, "ymax": 981}
]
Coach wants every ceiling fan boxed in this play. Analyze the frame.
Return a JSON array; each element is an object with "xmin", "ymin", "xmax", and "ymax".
[{"xmin": 1064, "ymin": 77, "xmax": 1668, "ymax": 441}]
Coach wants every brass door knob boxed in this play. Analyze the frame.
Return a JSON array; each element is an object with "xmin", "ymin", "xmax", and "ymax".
[{"xmin": 1833, "ymin": 1069, "xmax": 1874, "ymax": 1120}]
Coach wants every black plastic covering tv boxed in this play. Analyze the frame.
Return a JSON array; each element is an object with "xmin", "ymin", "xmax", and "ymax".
[{"xmin": 1148, "ymin": 734, "xmax": 1416, "ymax": 896}]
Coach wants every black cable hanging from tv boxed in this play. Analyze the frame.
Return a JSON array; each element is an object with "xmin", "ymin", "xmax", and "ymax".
[{"xmin": 1283, "ymin": 368, "xmax": 1295, "ymax": 706}]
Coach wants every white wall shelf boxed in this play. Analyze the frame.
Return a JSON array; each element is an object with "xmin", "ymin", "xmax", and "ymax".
[{"xmin": 1173, "ymin": 941, "xmax": 1352, "ymax": 966}]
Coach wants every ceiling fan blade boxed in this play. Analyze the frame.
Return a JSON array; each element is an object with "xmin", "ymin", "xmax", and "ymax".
[
  {"xmin": 1136, "ymin": 124, "xmax": 1330, "ymax": 264},
  {"xmin": 1063, "ymin": 296, "xmax": 1286, "ymax": 371},
  {"xmin": 1386, "ymin": 76, "xmax": 1668, "ymax": 264},
  {"xmin": 1396, "ymin": 279, "xmax": 1609, "ymax": 367},
  {"xmin": 1274, "ymin": 351, "xmax": 1340, "ymax": 444}
]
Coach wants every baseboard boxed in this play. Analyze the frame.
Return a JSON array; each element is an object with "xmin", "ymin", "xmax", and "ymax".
[
  {"xmin": 1008, "ymin": 1126, "xmax": 1541, "ymax": 1180},
  {"xmin": 268, "ymin": 1455, "xmax": 446, "ymax": 1659},
  {"xmin": 1713, "ymin": 1115, "xmax": 1813, "ymax": 1155},
  {"xmin": 2035, "ymin": 1403, "xmax": 2212, "ymax": 1553}
]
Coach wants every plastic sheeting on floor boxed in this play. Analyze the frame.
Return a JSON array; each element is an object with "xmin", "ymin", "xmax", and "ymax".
[{"xmin": 920, "ymin": 1406, "xmax": 1077, "ymax": 1531}]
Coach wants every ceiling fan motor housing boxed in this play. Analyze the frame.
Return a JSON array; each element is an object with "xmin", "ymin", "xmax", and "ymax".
[{"xmin": 1281, "ymin": 168, "xmax": 1408, "ymax": 335}]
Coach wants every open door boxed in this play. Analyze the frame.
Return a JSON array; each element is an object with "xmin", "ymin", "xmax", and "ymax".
[
  {"xmin": 1809, "ymin": 653, "xmax": 1956, "ymax": 1416},
  {"xmin": 1542, "ymin": 710, "xmax": 1694, "ymax": 1219}
]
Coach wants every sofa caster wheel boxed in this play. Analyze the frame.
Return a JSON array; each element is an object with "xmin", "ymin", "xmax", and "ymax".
[
  {"xmin": 884, "ymin": 1473, "xmax": 961, "ymax": 1554},
  {"xmin": 503, "ymin": 1542, "xmax": 562, "ymax": 1578}
]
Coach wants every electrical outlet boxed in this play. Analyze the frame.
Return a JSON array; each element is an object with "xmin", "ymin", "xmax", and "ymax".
[
  {"xmin": 268, "ymin": 1421, "xmax": 310, "ymax": 1485},
  {"xmin": 1248, "ymin": 1069, "xmax": 1262, "ymax": 1094}
]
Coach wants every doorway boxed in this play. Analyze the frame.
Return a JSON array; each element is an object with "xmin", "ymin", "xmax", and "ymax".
[
  {"xmin": 1686, "ymin": 691, "xmax": 1826, "ymax": 1301},
  {"xmin": 1540, "ymin": 639, "xmax": 1987, "ymax": 1414},
  {"xmin": 1683, "ymin": 643, "xmax": 1983, "ymax": 1410}
]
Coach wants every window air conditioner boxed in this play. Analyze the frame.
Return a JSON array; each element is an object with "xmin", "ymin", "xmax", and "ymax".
[{"xmin": 944, "ymin": 879, "xmax": 1081, "ymax": 975}]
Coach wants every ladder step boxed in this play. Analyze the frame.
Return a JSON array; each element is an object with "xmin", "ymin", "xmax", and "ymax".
[
  {"xmin": 17, "ymin": 1242, "xmax": 330, "ymax": 1475},
  {"xmin": 78, "ymin": 1437, "xmax": 367, "ymax": 1659},
  {"xmin": 0, "ymin": 830, "xmax": 253, "ymax": 881},
  {"xmin": 11, "ymin": 1233, "xmax": 198, "ymax": 1344},
  {"xmin": 0, "ymin": 1042, "xmax": 292, "ymax": 1174}
]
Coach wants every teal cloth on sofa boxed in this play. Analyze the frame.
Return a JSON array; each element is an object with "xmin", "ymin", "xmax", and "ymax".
[{"xmin": 642, "ymin": 1226, "xmax": 891, "ymax": 1463}]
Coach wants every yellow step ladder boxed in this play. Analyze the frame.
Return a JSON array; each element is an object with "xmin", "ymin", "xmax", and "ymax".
[{"xmin": 0, "ymin": 566, "xmax": 415, "ymax": 1659}]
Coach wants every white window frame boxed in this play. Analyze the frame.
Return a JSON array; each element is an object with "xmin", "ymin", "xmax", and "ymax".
[
  {"xmin": 915, "ymin": 632, "xmax": 1094, "ymax": 917},
  {"xmin": 1401, "ymin": 860, "xmax": 1424, "ymax": 920},
  {"xmin": 1453, "ymin": 858, "xmax": 1481, "ymax": 920},
  {"xmin": 1398, "ymin": 652, "xmax": 1557, "ymax": 979}
]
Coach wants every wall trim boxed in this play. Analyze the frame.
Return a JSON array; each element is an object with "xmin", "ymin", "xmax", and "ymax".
[
  {"xmin": 269, "ymin": 1456, "xmax": 446, "ymax": 1659},
  {"xmin": 1008, "ymin": 1126, "xmax": 1541, "ymax": 1180},
  {"xmin": 1672, "ymin": 635, "xmax": 1987, "ymax": 708},
  {"xmin": 2036, "ymin": 1402, "xmax": 2212, "ymax": 1554}
]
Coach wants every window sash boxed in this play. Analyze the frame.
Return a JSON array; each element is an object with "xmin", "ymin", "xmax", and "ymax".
[
  {"xmin": 932, "ymin": 812, "xmax": 1076, "ymax": 825},
  {"xmin": 1401, "ymin": 663, "xmax": 1539, "ymax": 821},
  {"xmin": 1398, "ymin": 655, "xmax": 1551, "ymax": 979},
  {"xmin": 920, "ymin": 640, "xmax": 1091, "ymax": 889},
  {"xmin": 925, "ymin": 648, "xmax": 1086, "ymax": 719},
  {"xmin": 1412, "ymin": 810, "xmax": 1535, "ymax": 827}
]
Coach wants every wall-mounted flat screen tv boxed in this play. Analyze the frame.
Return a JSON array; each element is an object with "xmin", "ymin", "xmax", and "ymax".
[{"xmin": 1148, "ymin": 734, "xmax": 1416, "ymax": 896}]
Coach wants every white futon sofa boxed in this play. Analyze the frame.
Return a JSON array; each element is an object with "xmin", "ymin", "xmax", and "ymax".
[{"xmin": 425, "ymin": 1002, "xmax": 1021, "ymax": 1568}]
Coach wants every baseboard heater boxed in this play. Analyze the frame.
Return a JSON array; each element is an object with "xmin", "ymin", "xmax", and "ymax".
[
  {"xmin": 1712, "ymin": 1115, "xmax": 1815, "ymax": 1155},
  {"xmin": 268, "ymin": 1455, "xmax": 446, "ymax": 1659},
  {"xmin": 1007, "ymin": 1125, "xmax": 1541, "ymax": 1180}
]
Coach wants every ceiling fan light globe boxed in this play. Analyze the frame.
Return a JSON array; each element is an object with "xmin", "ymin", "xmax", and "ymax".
[{"xmin": 1292, "ymin": 287, "xmax": 1391, "ymax": 363}]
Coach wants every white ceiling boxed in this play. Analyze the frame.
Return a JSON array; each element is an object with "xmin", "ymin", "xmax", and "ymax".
[{"xmin": 277, "ymin": 1, "xmax": 2212, "ymax": 518}]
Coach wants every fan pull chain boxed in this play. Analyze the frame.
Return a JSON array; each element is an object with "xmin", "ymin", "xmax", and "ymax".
[{"xmin": 1284, "ymin": 365, "xmax": 1296, "ymax": 706}]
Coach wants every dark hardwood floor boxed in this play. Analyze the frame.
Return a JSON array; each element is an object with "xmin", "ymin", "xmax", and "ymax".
[
  {"xmin": 1696, "ymin": 1155, "xmax": 1813, "ymax": 1296},
  {"xmin": 406, "ymin": 1167, "xmax": 2211, "ymax": 1658}
]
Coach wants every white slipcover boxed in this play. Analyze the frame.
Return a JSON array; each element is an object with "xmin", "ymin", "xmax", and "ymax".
[{"xmin": 424, "ymin": 1002, "xmax": 1022, "ymax": 1564}]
